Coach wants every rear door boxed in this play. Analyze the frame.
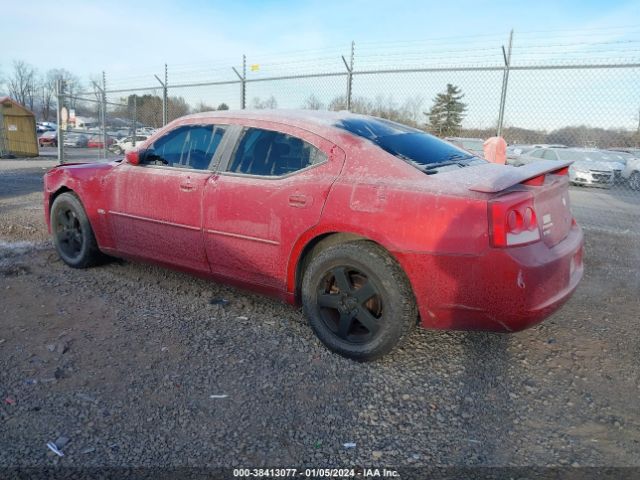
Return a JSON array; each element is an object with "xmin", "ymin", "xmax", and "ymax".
[
  {"xmin": 109, "ymin": 123, "xmax": 228, "ymax": 272},
  {"xmin": 202, "ymin": 124, "xmax": 345, "ymax": 291}
]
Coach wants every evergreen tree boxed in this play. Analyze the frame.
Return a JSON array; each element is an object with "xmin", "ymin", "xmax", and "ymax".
[{"xmin": 425, "ymin": 84, "xmax": 467, "ymax": 136}]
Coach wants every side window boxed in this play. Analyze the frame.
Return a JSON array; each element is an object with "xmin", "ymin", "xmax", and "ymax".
[
  {"xmin": 227, "ymin": 128, "xmax": 327, "ymax": 176},
  {"xmin": 145, "ymin": 124, "xmax": 227, "ymax": 170},
  {"xmin": 542, "ymin": 149, "xmax": 558, "ymax": 160},
  {"xmin": 528, "ymin": 149, "xmax": 543, "ymax": 158}
]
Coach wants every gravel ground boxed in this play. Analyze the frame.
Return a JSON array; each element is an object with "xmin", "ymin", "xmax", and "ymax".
[{"xmin": 0, "ymin": 161, "xmax": 639, "ymax": 470}]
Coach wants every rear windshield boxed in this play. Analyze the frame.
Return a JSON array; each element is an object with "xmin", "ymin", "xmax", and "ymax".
[{"xmin": 335, "ymin": 117, "xmax": 485, "ymax": 168}]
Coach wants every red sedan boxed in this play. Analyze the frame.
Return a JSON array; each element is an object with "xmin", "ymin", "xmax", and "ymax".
[
  {"xmin": 39, "ymin": 131, "xmax": 58, "ymax": 147},
  {"xmin": 87, "ymin": 135, "xmax": 116, "ymax": 148},
  {"xmin": 43, "ymin": 111, "xmax": 583, "ymax": 360}
]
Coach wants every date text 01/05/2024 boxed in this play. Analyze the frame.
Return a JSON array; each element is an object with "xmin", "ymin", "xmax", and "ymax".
[{"xmin": 232, "ymin": 468, "xmax": 400, "ymax": 477}]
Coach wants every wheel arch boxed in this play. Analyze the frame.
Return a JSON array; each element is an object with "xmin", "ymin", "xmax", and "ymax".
[
  {"xmin": 49, "ymin": 185, "xmax": 75, "ymax": 213},
  {"xmin": 289, "ymin": 229, "xmax": 412, "ymax": 304}
]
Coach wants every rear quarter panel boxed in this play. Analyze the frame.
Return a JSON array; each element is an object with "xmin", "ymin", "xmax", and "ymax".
[{"xmin": 318, "ymin": 141, "xmax": 491, "ymax": 256}]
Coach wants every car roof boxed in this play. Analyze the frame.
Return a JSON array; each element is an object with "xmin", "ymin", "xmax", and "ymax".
[{"xmin": 185, "ymin": 108, "xmax": 356, "ymax": 124}]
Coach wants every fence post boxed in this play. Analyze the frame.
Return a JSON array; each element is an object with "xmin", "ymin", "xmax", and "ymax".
[
  {"xmin": 242, "ymin": 55, "xmax": 246, "ymax": 109},
  {"xmin": 497, "ymin": 30, "xmax": 513, "ymax": 137},
  {"xmin": 341, "ymin": 41, "xmax": 355, "ymax": 111},
  {"xmin": 102, "ymin": 71, "xmax": 107, "ymax": 159},
  {"xmin": 56, "ymin": 79, "xmax": 64, "ymax": 164},
  {"xmin": 154, "ymin": 65, "xmax": 168, "ymax": 126},
  {"xmin": 232, "ymin": 55, "xmax": 246, "ymax": 110},
  {"xmin": 163, "ymin": 64, "xmax": 168, "ymax": 125},
  {"xmin": 132, "ymin": 96, "xmax": 138, "ymax": 147}
]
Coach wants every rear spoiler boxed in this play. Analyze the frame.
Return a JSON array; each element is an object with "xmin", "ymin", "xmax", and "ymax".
[{"xmin": 468, "ymin": 160, "xmax": 573, "ymax": 193}]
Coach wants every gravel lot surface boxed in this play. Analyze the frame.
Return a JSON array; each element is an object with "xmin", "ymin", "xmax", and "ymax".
[{"xmin": 0, "ymin": 160, "xmax": 639, "ymax": 469}]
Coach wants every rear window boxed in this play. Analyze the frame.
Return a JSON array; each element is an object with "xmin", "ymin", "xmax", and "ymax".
[{"xmin": 335, "ymin": 117, "xmax": 484, "ymax": 169}]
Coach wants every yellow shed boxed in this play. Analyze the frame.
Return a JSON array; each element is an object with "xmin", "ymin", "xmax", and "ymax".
[{"xmin": 0, "ymin": 97, "xmax": 39, "ymax": 157}]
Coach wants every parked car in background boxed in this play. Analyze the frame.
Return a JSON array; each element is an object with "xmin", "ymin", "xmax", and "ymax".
[
  {"xmin": 36, "ymin": 122, "xmax": 57, "ymax": 134},
  {"xmin": 43, "ymin": 110, "xmax": 583, "ymax": 360},
  {"xmin": 137, "ymin": 126, "xmax": 157, "ymax": 136},
  {"xmin": 38, "ymin": 131, "xmax": 58, "ymax": 147},
  {"xmin": 444, "ymin": 137, "xmax": 485, "ymax": 157},
  {"xmin": 600, "ymin": 150, "xmax": 632, "ymax": 166},
  {"xmin": 506, "ymin": 144, "xmax": 535, "ymax": 160},
  {"xmin": 597, "ymin": 150, "xmax": 633, "ymax": 185},
  {"xmin": 517, "ymin": 147, "xmax": 622, "ymax": 188},
  {"xmin": 609, "ymin": 147, "xmax": 640, "ymax": 156},
  {"xmin": 615, "ymin": 153, "xmax": 640, "ymax": 190},
  {"xmin": 569, "ymin": 160, "xmax": 617, "ymax": 188},
  {"xmin": 63, "ymin": 133, "xmax": 89, "ymax": 148},
  {"xmin": 87, "ymin": 135, "xmax": 116, "ymax": 148},
  {"xmin": 109, "ymin": 134, "xmax": 150, "ymax": 154}
]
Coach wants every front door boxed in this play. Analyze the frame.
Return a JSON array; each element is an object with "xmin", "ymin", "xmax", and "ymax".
[
  {"xmin": 202, "ymin": 124, "xmax": 345, "ymax": 291},
  {"xmin": 109, "ymin": 123, "xmax": 228, "ymax": 273}
]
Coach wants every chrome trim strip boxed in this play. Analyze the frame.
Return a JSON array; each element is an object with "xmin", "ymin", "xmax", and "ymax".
[
  {"xmin": 109, "ymin": 211, "xmax": 201, "ymax": 231},
  {"xmin": 204, "ymin": 228, "xmax": 279, "ymax": 246}
]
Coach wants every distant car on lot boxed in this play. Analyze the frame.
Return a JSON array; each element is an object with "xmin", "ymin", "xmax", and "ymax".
[
  {"xmin": 63, "ymin": 133, "xmax": 89, "ymax": 148},
  {"xmin": 36, "ymin": 122, "xmax": 57, "ymax": 134},
  {"xmin": 515, "ymin": 147, "xmax": 624, "ymax": 187},
  {"xmin": 137, "ymin": 126, "xmax": 157, "ymax": 136},
  {"xmin": 38, "ymin": 131, "xmax": 58, "ymax": 147},
  {"xmin": 444, "ymin": 137, "xmax": 485, "ymax": 157},
  {"xmin": 609, "ymin": 147, "xmax": 640, "ymax": 156},
  {"xmin": 608, "ymin": 151, "xmax": 640, "ymax": 190},
  {"xmin": 44, "ymin": 111, "xmax": 583, "ymax": 360},
  {"xmin": 87, "ymin": 135, "xmax": 116, "ymax": 148},
  {"xmin": 109, "ymin": 135, "xmax": 150, "ymax": 154},
  {"xmin": 506, "ymin": 144, "xmax": 534, "ymax": 160}
]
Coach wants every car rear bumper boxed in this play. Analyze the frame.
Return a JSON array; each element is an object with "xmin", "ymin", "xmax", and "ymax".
[{"xmin": 396, "ymin": 224, "xmax": 584, "ymax": 332}]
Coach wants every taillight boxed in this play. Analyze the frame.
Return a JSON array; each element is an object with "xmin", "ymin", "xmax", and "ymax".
[{"xmin": 489, "ymin": 192, "xmax": 541, "ymax": 247}]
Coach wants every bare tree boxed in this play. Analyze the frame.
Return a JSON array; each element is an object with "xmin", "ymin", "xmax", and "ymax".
[
  {"xmin": 400, "ymin": 95, "xmax": 424, "ymax": 126},
  {"xmin": 302, "ymin": 94, "xmax": 323, "ymax": 110},
  {"xmin": 8, "ymin": 61, "xmax": 38, "ymax": 111},
  {"xmin": 328, "ymin": 95, "xmax": 347, "ymax": 111},
  {"xmin": 194, "ymin": 101, "xmax": 215, "ymax": 113},
  {"xmin": 167, "ymin": 96, "xmax": 190, "ymax": 121},
  {"xmin": 252, "ymin": 95, "xmax": 278, "ymax": 109},
  {"xmin": 47, "ymin": 69, "xmax": 82, "ymax": 113}
]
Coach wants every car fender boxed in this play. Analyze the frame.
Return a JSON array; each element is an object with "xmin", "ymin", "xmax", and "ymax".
[{"xmin": 44, "ymin": 162, "xmax": 116, "ymax": 248}]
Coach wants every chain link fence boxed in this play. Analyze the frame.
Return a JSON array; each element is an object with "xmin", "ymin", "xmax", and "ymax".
[{"xmin": 52, "ymin": 39, "xmax": 640, "ymax": 234}]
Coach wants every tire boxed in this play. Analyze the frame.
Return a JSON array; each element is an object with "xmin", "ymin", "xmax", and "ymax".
[
  {"xmin": 302, "ymin": 241, "xmax": 417, "ymax": 361},
  {"xmin": 50, "ymin": 192, "xmax": 104, "ymax": 268},
  {"xmin": 629, "ymin": 171, "xmax": 640, "ymax": 191}
]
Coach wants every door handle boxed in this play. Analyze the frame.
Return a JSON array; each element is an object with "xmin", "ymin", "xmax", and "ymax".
[
  {"xmin": 288, "ymin": 194, "xmax": 310, "ymax": 208},
  {"xmin": 180, "ymin": 182, "xmax": 196, "ymax": 192}
]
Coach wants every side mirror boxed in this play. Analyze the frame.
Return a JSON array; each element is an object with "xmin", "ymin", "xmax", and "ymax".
[{"xmin": 125, "ymin": 149, "xmax": 140, "ymax": 165}]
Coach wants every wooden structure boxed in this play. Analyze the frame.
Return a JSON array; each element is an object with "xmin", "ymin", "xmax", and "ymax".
[{"xmin": 0, "ymin": 97, "xmax": 38, "ymax": 157}]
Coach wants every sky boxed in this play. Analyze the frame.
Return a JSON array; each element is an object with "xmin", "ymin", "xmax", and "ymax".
[{"xmin": 2, "ymin": 0, "xmax": 640, "ymax": 130}]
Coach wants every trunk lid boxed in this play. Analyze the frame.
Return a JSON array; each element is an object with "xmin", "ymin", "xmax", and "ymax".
[
  {"xmin": 457, "ymin": 160, "xmax": 574, "ymax": 247},
  {"xmin": 532, "ymin": 175, "xmax": 573, "ymax": 247},
  {"xmin": 465, "ymin": 160, "xmax": 573, "ymax": 193}
]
